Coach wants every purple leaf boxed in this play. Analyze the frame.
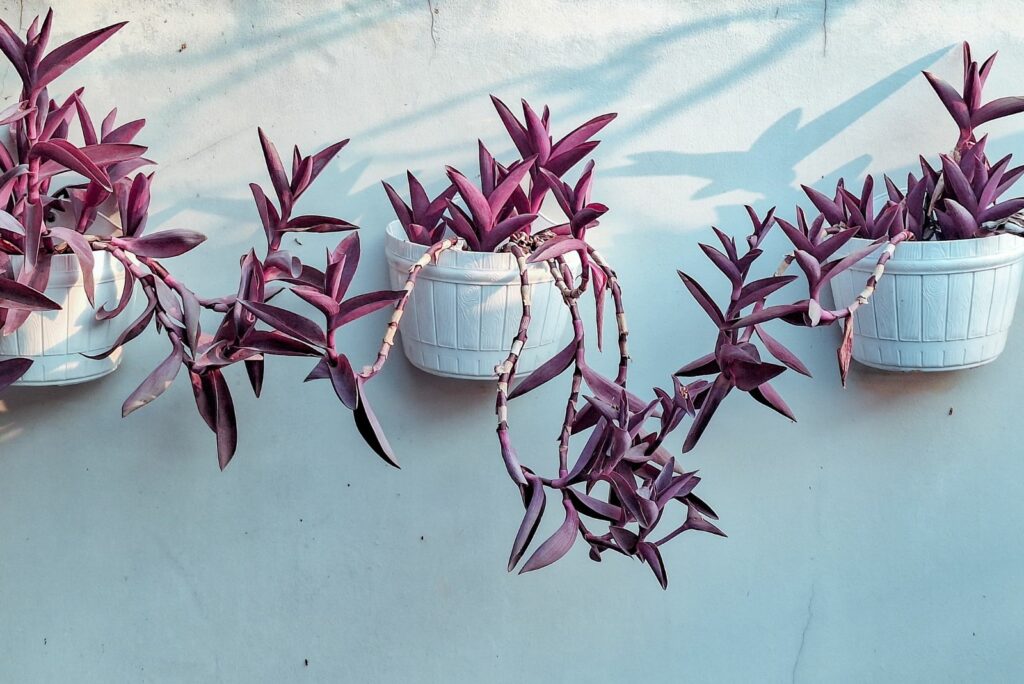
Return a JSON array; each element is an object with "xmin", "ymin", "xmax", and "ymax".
[
  {"xmin": 490, "ymin": 95, "xmax": 531, "ymax": 159},
  {"xmin": 353, "ymin": 376, "xmax": 399, "ymax": 468},
  {"xmin": 241, "ymin": 330, "xmax": 322, "ymax": 357},
  {"xmin": 838, "ymin": 316, "xmax": 855, "ymax": 387},
  {"xmin": 83, "ymin": 294, "xmax": 156, "ymax": 359},
  {"xmin": 580, "ymin": 363, "xmax": 647, "ymax": 412},
  {"xmin": 609, "ymin": 526, "xmax": 638, "ymax": 555},
  {"xmin": 509, "ymin": 339, "xmax": 576, "ymax": 399},
  {"xmin": 328, "ymin": 354, "xmax": 358, "ymax": 410},
  {"xmin": 551, "ymin": 112, "xmax": 617, "ymax": 157},
  {"xmin": 122, "ymin": 337, "xmax": 183, "ymax": 416},
  {"xmin": 801, "ymin": 184, "xmax": 845, "ymax": 225},
  {"xmin": 486, "ymin": 214, "xmax": 537, "ymax": 251},
  {"xmin": 923, "ymin": 71, "xmax": 971, "ymax": 132},
  {"xmin": 308, "ymin": 139, "xmax": 348, "ymax": 186},
  {"xmin": 245, "ymin": 358, "xmax": 264, "ymax": 397},
  {"xmin": 331, "ymin": 290, "xmax": 404, "ymax": 328},
  {"xmin": 0, "ymin": 19, "xmax": 29, "ymax": 86},
  {"xmin": 34, "ymin": 21, "xmax": 126, "ymax": 90},
  {"xmin": 304, "ymin": 357, "xmax": 331, "ymax": 381},
  {"xmin": 210, "ymin": 369, "xmax": 237, "ymax": 470},
  {"xmin": 735, "ymin": 275, "xmax": 798, "ymax": 310},
  {"xmin": 0, "ymin": 357, "xmax": 32, "ymax": 391},
  {"xmin": 0, "ymin": 276, "xmax": 60, "ymax": 311},
  {"xmin": 940, "ymin": 155, "xmax": 979, "ymax": 215},
  {"xmin": 682, "ymin": 374, "xmax": 732, "ymax": 452},
  {"xmin": 238, "ymin": 300, "xmax": 327, "ymax": 348},
  {"xmin": 566, "ymin": 487, "xmax": 622, "ymax": 523},
  {"xmin": 47, "ymin": 227, "xmax": 95, "ymax": 306},
  {"xmin": 677, "ymin": 270, "xmax": 724, "ymax": 327},
  {"xmin": 519, "ymin": 501, "xmax": 579, "ymax": 574},
  {"xmin": 257, "ymin": 127, "xmax": 291, "ymax": 210},
  {"xmin": 700, "ymin": 243, "xmax": 741, "ymax": 284},
  {"xmin": 728, "ymin": 303, "xmax": 808, "ymax": 329},
  {"xmin": 189, "ymin": 370, "xmax": 217, "ymax": 432},
  {"xmin": 443, "ymin": 201, "xmax": 482, "ymax": 251},
  {"xmin": 119, "ymin": 229, "xmax": 206, "ymax": 257},
  {"xmin": 488, "ymin": 156, "xmax": 535, "ymax": 217},
  {"xmin": 749, "ymin": 382, "xmax": 796, "ymax": 421},
  {"xmin": 103, "ymin": 119, "xmax": 146, "ymax": 144},
  {"xmin": 940, "ymin": 199, "xmax": 979, "ymax": 239},
  {"xmin": 527, "ymin": 235, "xmax": 586, "ymax": 264},
  {"xmin": 30, "ymin": 140, "xmax": 111, "ymax": 191},
  {"xmin": 327, "ymin": 232, "xmax": 360, "ymax": 302},
  {"xmin": 446, "ymin": 166, "xmax": 492, "ymax": 232},
  {"xmin": 637, "ymin": 542, "xmax": 668, "ymax": 589},
  {"xmin": 972, "ymin": 96, "xmax": 1024, "ymax": 126},
  {"xmin": 96, "ymin": 270, "xmax": 135, "ymax": 320},
  {"xmin": 675, "ymin": 353, "xmax": 720, "ymax": 377},
  {"xmin": 508, "ymin": 476, "xmax": 546, "ymax": 571},
  {"xmin": 755, "ymin": 325, "xmax": 811, "ymax": 376},
  {"xmin": 979, "ymin": 197, "xmax": 1024, "ymax": 225},
  {"xmin": 382, "ymin": 180, "xmax": 412, "ymax": 230}
]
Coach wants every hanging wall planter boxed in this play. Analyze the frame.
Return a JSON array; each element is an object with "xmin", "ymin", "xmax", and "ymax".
[
  {"xmin": 0, "ymin": 253, "xmax": 138, "ymax": 385},
  {"xmin": 788, "ymin": 42, "xmax": 1024, "ymax": 376},
  {"xmin": 384, "ymin": 220, "xmax": 574, "ymax": 379},
  {"xmin": 0, "ymin": 12, "xmax": 208, "ymax": 392},
  {"xmin": 829, "ymin": 234, "xmax": 1024, "ymax": 371}
]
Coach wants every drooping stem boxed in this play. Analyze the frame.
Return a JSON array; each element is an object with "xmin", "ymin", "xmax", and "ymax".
[
  {"xmin": 494, "ymin": 242, "xmax": 533, "ymax": 486},
  {"xmin": 823, "ymin": 229, "xmax": 913, "ymax": 322},
  {"xmin": 587, "ymin": 246, "xmax": 629, "ymax": 385},
  {"xmin": 360, "ymin": 238, "xmax": 460, "ymax": 378}
]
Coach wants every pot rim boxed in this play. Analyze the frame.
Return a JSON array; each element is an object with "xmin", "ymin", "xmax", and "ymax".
[
  {"xmin": 840, "ymin": 232, "xmax": 1024, "ymax": 273},
  {"xmin": 384, "ymin": 220, "xmax": 580, "ymax": 277}
]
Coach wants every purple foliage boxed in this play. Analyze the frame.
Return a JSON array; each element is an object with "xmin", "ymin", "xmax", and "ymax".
[
  {"xmin": 383, "ymin": 97, "xmax": 616, "ymax": 252},
  {"xmin": 0, "ymin": 9, "xmax": 203, "ymax": 385},
  {"xmin": 802, "ymin": 43, "xmax": 1024, "ymax": 241},
  {"xmin": 494, "ymin": 201, "xmax": 905, "ymax": 587},
  {"xmin": 117, "ymin": 129, "xmax": 405, "ymax": 470}
]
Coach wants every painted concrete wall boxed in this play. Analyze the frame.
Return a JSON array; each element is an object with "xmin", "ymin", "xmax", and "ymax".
[{"xmin": 1, "ymin": 1, "xmax": 1023, "ymax": 681}]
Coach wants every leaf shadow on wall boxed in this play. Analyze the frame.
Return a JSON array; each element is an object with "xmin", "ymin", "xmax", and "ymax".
[
  {"xmin": 606, "ymin": 47, "xmax": 952, "ymax": 229},
  {"xmin": 138, "ymin": 2, "xmax": 850, "ymax": 241}
]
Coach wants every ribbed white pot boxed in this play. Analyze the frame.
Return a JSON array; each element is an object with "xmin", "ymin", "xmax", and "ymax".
[
  {"xmin": 384, "ymin": 221, "xmax": 574, "ymax": 380},
  {"xmin": 829, "ymin": 233, "xmax": 1024, "ymax": 371},
  {"xmin": 0, "ymin": 252, "xmax": 135, "ymax": 386}
]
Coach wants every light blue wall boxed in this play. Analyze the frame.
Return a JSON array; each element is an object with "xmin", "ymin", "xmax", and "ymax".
[{"xmin": 2, "ymin": 1, "xmax": 1022, "ymax": 681}]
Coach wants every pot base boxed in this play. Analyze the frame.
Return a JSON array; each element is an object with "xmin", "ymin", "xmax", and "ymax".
[
  {"xmin": 5, "ymin": 351, "xmax": 124, "ymax": 386},
  {"xmin": 851, "ymin": 333, "xmax": 1007, "ymax": 372}
]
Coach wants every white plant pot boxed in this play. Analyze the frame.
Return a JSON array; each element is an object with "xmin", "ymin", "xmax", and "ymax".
[
  {"xmin": 0, "ymin": 252, "xmax": 135, "ymax": 386},
  {"xmin": 384, "ymin": 221, "xmax": 575, "ymax": 380},
  {"xmin": 829, "ymin": 233, "xmax": 1024, "ymax": 371}
]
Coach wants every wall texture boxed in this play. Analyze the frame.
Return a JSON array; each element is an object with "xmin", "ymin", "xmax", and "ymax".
[{"xmin": 2, "ymin": 1, "xmax": 1023, "ymax": 681}]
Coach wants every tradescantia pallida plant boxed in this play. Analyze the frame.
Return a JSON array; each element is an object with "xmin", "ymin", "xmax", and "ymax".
[
  {"xmin": 0, "ymin": 9, "xmax": 422, "ymax": 469},
  {"xmin": 375, "ymin": 97, "xmax": 909, "ymax": 587},
  {"xmin": 383, "ymin": 96, "xmax": 613, "ymax": 251},
  {"xmin": 800, "ymin": 42, "xmax": 1024, "ymax": 243},
  {"xmin": 490, "ymin": 203, "xmax": 913, "ymax": 587},
  {"xmin": 113, "ymin": 129, "xmax": 420, "ymax": 470},
  {"xmin": 0, "ymin": 10, "xmax": 205, "ymax": 390}
]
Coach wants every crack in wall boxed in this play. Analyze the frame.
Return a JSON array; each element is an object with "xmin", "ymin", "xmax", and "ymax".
[
  {"xmin": 822, "ymin": 0, "xmax": 829, "ymax": 56},
  {"xmin": 426, "ymin": 0, "xmax": 438, "ymax": 51},
  {"xmin": 791, "ymin": 582, "xmax": 816, "ymax": 684}
]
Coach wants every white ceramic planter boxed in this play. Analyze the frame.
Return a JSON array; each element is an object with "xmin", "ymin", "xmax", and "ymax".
[
  {"xmin": 829, "ymin": 233, "xmax": 1024, "ymax": 371},
  {"xmin": 0, "ymin": 252, "xmax": 135, "ymax": 386},
  {"xmin": 384, "ymin": 221, "xmax": 574, "ymax": 380}
]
